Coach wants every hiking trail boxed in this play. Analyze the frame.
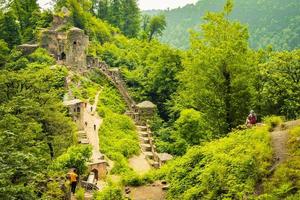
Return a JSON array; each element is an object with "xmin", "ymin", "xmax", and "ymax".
[
  {"xmin": 269, "ymin": 119, "xmax": 300, "ymax": 171},
  {"xmin": 255, "ymin": 119, "xmax": 300, "ymax": 195}
]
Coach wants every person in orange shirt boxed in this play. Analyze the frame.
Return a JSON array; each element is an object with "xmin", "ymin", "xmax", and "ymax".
[{"xmin": 67, "ymin": 168, "xmax": 78, "ymax": 194}]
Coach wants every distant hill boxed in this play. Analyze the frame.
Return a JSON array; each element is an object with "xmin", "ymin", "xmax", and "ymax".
[{"xmin": 145, "ymin": 0, "xmax": 300, "ymax": 50}]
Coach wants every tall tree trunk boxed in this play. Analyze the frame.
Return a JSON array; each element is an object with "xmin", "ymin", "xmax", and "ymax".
[
  {"xmin": 222, "ymin": 64, "xmax": 232, "ymax": 132},
  {"xmin": 47, "ymin": 142, "xmax": 54, "ymax": 160}
]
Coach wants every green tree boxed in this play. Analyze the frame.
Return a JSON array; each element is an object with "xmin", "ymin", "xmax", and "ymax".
[
  {"xmin": 51, "ymin": 145, "xmax": 92, "ymax": 174},
  {"xmin": 147, "ymin": 15, "xmax": 166, "ymax": 42},
  {"xmin": 141, "ymin": 14, "xmax": 150, "ymax": 31},
  {"xmin": 0, "ymin": 10, "xmax": 22, "ymax": 48},
  {"xmin": 109, "ymin": 0, "xmax": 122, "ymax": 28},
  {"xmin": 68, "ymin": 0, "xmax": 87, "ymax": 29},
  {"xmin": 97, "ymin": 0, "xmax": 110, "ymax": 21},
  {"xmin": 259, "ymin": 50, "xmax": 300, "ymax": 119},
  {"xmin": 175, "ymin": 109, "xmax": 212, "ymax": 145},
  {"xmin": 0, "ymin": 48, "xmax": 77, "ymax": 199},
  {"xmin": 121, "ymin": 0, "xmax": 140, "ymax": 38},
  {"xmin": 0, "ymin": 39, "xmax": 9, "ymax": 67},
  {"xmin": 11, "ymin": 0, "xmax": 40, "ymax": 42},
  {"xmin": 173, "ymin": 1, "xmax": 256, "ymax": 135}
]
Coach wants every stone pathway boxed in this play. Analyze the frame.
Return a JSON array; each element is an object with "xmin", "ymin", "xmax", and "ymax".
[
  {"xmin": 129, "ymin": 153, "xmax": 151, "ymax": 175},
  {"xmin": 82, "ymin": 91, "xmax": 104, "ymax": 163}
]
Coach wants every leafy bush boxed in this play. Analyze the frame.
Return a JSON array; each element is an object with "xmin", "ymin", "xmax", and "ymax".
[
  {"xmin": 75, "ymin": 188, "xmax": 85, "ymax": 200},
  {"xmin": 98, "ymin": 112, "xmax": 139, "ymax": 174},
  {"xmin": 51, "ymin": 145, "xmax": 92, "ymax": 174},
  {"xmin": 263, "ymin": 116, "xmax": 284, "ymax": 130},
  {"xmin": 28, "ymin": 48, "xmax": 55, "ymax": 65},
  {"xmin": 93, "ymin": 78, "xmax": 139, "ymax": 175},
  {"xmin": 174, "ymin": 109, "xmax": 212, "ymax": 145},
  {"xmin": 94, "ymin": 184, "xmax": 125, "ymax": 200},
  {"xmin": 98, "ymin": 87, "xmax": 126, "ymax": 115},
  {"xmin": 69, "ymin": 74, "xmax": 99, "ymax": 103},
  {"xmin": 121, "ymin": 170, "xmax": 155, "ymax": 186}
]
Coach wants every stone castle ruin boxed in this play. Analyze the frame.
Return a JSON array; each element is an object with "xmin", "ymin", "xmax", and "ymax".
[
  {"xmin": 40, "ymin": 27, "xmax": 88, "ymax": 69},
  {"xmin": 19, "ymin": 7, "xmax": 89, "ymax": 71}
]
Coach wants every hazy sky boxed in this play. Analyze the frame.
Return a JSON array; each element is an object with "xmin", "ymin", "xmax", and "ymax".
[{"xmin": 38, "ymin": 0, "xmax": 198, "ymax": 10}]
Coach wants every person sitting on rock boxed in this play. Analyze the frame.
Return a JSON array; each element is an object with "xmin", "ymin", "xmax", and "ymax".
[{"xmin": 246, "ymin": 110, "xmax": 257, "ymax": 127}]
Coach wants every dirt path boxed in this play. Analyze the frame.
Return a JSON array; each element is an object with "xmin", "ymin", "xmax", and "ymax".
[
  {"xmin": 129, "ymin": 153, "xmax": 151, "ymax": 175},
  {"xmin": 255, "ymin": 119, "xmax": 300, "ymax": 195},
  {"xmin": 269, "ymin": 119, "xmax": 300, "ymax": 171},
  {"xmin": 128, "ymin": 181, "xmax": 166, "ymax": 200}
]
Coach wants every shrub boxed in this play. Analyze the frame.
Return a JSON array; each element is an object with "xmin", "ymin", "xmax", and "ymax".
[
  {"xmin": 94, "ymin": 184, "xmax": 125, "ymax": 200},
  {"xmin": 51, "ymin": 145, "xmax": 92, "ymax": 174},
  {"xmin": 263, "ymin": 116, "xmax": 284, "ymax": 130},
  {"xmin": 160, "ymin": 126, "xmax": 273, "ymax": 199},
  {"xmin": 122, "ymin": 171, "xmax": 144, "ymax": 186},
  {"xmin": 121, "ymin": 170, "xmax": 155, "ymax": 186},
  {"xmin": 75, "ymin": 188, "xmax": 85, "ymax": 200},
  {"xmin": 28, "ymin": 48, "xmax": 55, "ymax": 65}
]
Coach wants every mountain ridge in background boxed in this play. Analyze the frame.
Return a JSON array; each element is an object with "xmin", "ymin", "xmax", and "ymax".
[{"xmin": 145, "ymin": 0, "xmax": 300, "ymax": 50}]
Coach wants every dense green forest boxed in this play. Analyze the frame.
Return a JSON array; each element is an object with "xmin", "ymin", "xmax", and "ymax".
[
  {"xmin": 147, "ymin": 0, "xmax": 300, "ymax": 50},
  {"xmin": 0, "ymin": 0, "xmax": 299, "ymax": 199}
]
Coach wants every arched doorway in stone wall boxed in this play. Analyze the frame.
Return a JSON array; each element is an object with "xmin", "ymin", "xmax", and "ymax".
[
  {"xmin": 91, "ymin": 168, "xmax": 99, "ymax": 181},
  {"xmin": 60, "ymin": 52, "xmax": 66, "ymax": 60}
]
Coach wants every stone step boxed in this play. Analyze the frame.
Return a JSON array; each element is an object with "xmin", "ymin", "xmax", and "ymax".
[
  {"xmin": 140, "ymin": 137, "xmax": 150, "ymax": 144},
  {"xmin": 79, "ymin": 138, "xmax": 89, "ymax": 144},
  {"xmin": 78, "ymin": 131, "xmax": 87, "ymax": 137},
  {"xmin": 79, "ymin": 136, "xmax": 88, "ymax": 140},
  {"xmin": 141, "ymin": 144, "xmax": 152, "ymax": 151},
  {"xmin": 144, "ymin": 151, "xmax": 154, "ymax": 159},
  {"xmin": 139, "ymin": 131, "xmax": 149, "ymax": 137},
  {"xmin": 151, "ymin": 161, "xmax": 160, "ymax": 168},
  {"xmin": 137, "ymin": 126, "xmax": 147, "ymax": 131}
]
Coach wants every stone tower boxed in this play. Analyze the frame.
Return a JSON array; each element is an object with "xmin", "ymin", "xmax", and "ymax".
[
  {"xmin": 65, "ymin": 27, "xmax": 89, "ymax": 69},
  {"xmin": 39, "ymin": 7, "xmax": 89, "ymax": 70},
  {"xmin": 135, "ymin": 101, "xmax": 157, "ymax": 125}
]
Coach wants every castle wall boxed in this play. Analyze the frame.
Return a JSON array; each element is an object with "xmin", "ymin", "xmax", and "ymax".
[{"xmin": 40, "ymin": 30, "xmax": 60, "ymax": 58}]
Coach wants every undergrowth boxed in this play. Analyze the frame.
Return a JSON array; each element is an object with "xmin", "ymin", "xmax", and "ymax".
[
  {"xmin": 69, "ymin": 73, "xmax": 99, "ymax": 103},
  {"xmin": 151, "ymin": 126, "xmax": 273, "ymax": 199}
]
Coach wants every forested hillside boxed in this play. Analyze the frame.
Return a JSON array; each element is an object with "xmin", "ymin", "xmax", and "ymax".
[
  {"xmin": 152, "ymin": 0, "xmax": 300, "ymax": 50},
  {"xmin": 0, "ymin": 0, "xmax": 299, "ymax": 199}
]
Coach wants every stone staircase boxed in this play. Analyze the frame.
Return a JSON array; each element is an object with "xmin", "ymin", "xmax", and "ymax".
[{"xmin": 137, "ymin": 125, "xmax": 159, "ymax": 168}]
